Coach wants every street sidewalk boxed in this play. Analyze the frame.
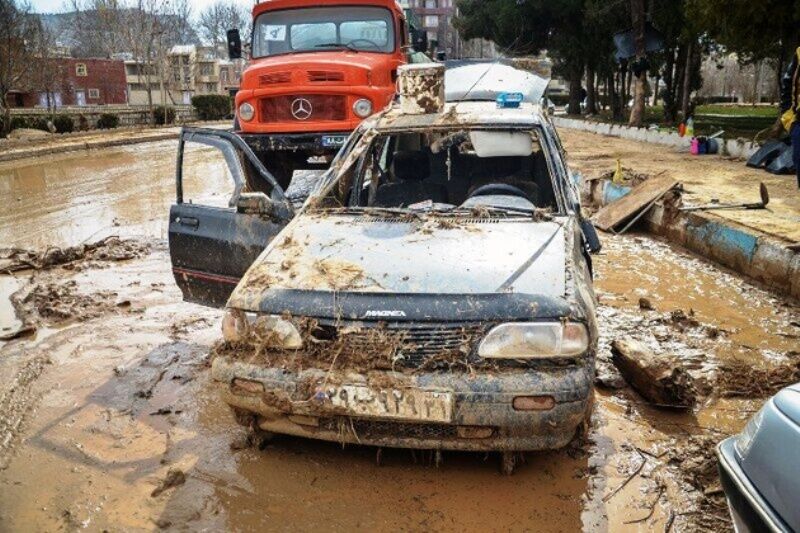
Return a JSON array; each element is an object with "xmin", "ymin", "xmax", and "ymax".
[
  {"xmin": 560, "ymin": 128, "xmax": 800, "ymax": 244},
  {"xmin": 0, "ymin": 121, "xmax": 228, "ymax": 163}
]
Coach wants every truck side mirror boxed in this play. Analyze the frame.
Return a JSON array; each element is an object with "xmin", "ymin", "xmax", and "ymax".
[
  {"xmin": 411, "ymin": 28, "xmax": 428, "ymax": 53},
  {"xmin": 227, "ymin": 29, "xmax": 242, "ymax": 60}
]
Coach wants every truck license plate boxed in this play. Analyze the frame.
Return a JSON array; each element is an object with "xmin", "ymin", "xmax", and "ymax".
[
  {"xmin": 322, "ymin": 135, "xmax": 347, "ymax": 148},
  {"xmin": 325, "ymin": 385, "xmax": 453, "ymax": 423}
]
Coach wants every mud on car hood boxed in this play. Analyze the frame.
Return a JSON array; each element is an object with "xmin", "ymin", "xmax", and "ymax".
[{"xmin": 228, "ymin": 213, "xmax": 572, "ymax": 320}]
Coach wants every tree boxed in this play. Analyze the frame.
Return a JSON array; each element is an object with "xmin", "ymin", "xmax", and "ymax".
[
  {"xmin": 0, "ymin": 0, "xmax": 42, "ymax": 135},
  {"xmin": 688, "ymin": 0, "xmax": 800, "ymax": 97},
  {"xmin": 628, "ymin": 0, "xmax": 647, "ymax": 126},
  {"xmin": 197, "ymin": 0, "xmax": 248, "ymax": 55}
]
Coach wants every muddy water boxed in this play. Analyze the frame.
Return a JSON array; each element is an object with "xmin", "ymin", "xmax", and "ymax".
[{"xmin": 0, "ymin": 142, "xmax": 232, "ymax": 249}]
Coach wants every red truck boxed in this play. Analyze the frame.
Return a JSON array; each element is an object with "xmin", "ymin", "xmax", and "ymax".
[{"xmin": 226, "ymin": 0, "xmax": 428, "ymax": 190}]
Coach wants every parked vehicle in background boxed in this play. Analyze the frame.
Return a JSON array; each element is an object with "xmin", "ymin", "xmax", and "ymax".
[
  {"xmin": 717, "ymin": 382, "xmax": 800, "ymax": 532},
  {"xmin": 226, "ymin": 0, "xmax": 429, "ymax": 192},
  {"xmin": 167, "ymin": 63, "xmax": 602, "ymax": 474}
]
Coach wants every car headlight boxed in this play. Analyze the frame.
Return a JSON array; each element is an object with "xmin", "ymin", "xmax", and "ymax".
[
  {"xmin": 353, "ymin": 98, "xmax": 373, "ymax": 118},
  {"xmin": 735, "ymin": 404, "xmax": 766, "ymax": 459},
  {"xmin": 222, "ymin": 309, "xmax": 303, "ymax": 349},
  {"xmin": 239, "ymin": 102, "xmax": 255, "ymax": 121},
  {"xmin": 478, "ymin": 322, "xmax": 589, "ymax": 359}
]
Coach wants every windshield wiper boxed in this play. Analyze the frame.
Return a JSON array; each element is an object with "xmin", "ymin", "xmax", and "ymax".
[
  {"xmin": 325, "ymin": 206, "xmax": 422, "ymax": 219},
  {"xmin": 314, "ymin": 42, "xmax": 359, "ymax": 53},
  {"xmin": 451, "ymin": 205, "xmax": 553, "ymax": 219}
]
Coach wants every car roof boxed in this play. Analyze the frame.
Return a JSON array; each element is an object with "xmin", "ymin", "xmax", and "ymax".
[{"xmin": 370, "ymin": 101, "xmax": 546, "ymax": 132}]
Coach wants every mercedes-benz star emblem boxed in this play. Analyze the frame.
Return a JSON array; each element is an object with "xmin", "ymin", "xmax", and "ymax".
[{"xmin": 291, "ymin": 98, "xmax": 313, "ymax": 120}]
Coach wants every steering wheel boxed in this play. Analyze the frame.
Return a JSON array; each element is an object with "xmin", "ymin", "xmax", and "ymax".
[
  {"xmin": 468, "ymin": 183, "xmax": 532, "ymax": 202},
  {"xmin": 347, "ymin": 38, "xmax": 382, "ymax": 51}
]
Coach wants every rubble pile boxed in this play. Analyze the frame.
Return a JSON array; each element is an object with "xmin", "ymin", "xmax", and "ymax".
[{"xmin": 0, "ymin": 236, "xmax": 150, "ymax": 273}]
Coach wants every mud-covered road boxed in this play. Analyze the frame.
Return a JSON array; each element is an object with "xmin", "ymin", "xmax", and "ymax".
[{"xmin": 1, "ymin": 141, "xmax": 798, "ymax": 531}]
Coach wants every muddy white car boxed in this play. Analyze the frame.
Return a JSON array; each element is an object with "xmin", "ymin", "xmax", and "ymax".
[{"xmin": 169, "ymin": 92, "xmax": 601, "ymax": 472}]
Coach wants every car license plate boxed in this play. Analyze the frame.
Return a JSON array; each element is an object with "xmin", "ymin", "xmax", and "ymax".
[
  {"xmin": 324, "ymin": 385, "xmax": 453, "ymax": 423},
  {"xmin": 322, "ymin": 135, "xmax": 347, "ymax": 148}
]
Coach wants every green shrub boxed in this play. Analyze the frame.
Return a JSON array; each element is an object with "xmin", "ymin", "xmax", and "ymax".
[
  {"xmin": 9, "ymin": 116, "xmax": 49, "ymax": 131},
  {"xmin": 52, "ymin": 114, "xmax": 74, "ymax": 133},
  {"xmin": 153, "ymin": 105, "xmax": 176, "ymax": 125},
  {"xmin": 191, "ymin": 94, "xmax": 233, "ymax": 120},
  {"xmin": 97, "ymin": 113, "xmax": 119, "ymax": 129}
]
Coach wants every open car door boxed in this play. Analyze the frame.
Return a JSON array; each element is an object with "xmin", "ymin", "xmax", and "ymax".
[{"xmin": 168, "ymin": 128, "xmax": 293, "ymax": 308}]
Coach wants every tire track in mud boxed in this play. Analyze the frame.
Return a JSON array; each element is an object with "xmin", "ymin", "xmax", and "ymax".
[{"xmin": 0, "ymin": 354, "xmax": 50, "ymax": 469}]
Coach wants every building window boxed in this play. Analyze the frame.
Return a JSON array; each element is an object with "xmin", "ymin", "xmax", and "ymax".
[
  {"xmin": 424, "ymin": 15, "xmax": 438, "ymax": 27},
  {"xmin": 75, "ymin": 63, "xmax": 87, "ymax": 76},
  {"xmin": 88, "ymin": 88, "xmax": 100, "ymax": 98}
]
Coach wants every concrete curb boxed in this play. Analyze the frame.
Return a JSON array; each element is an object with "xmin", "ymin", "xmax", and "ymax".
[
  {"xmin": 0, "ymin": 132, "xmax": 180, "ymax": 163},
  {"xmin": 554, "ymin": 116, "xmax": 761, "ymax": 159},
  {"xmin": 584, "ymin": 178, "xmax": 799, "ymax": 299}
]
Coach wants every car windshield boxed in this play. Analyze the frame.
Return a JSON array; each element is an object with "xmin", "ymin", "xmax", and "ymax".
[
  {"xmin": 314, "ymin": 126, "xmax": 562, "ymax": 216},
  {"xmin": 252, "ymin": 6, "xmax": 395, "ymax": 57}
]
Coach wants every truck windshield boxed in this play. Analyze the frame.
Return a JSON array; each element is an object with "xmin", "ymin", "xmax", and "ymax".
[{"xmin": 253, "ymin": 6, "xmax": 396, "ymax": 57}]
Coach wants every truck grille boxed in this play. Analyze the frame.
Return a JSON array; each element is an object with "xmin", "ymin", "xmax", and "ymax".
[
  {"xmin": 259, "ymin": 94, "xmax": 347, "ymax": 123},
  {"xmin": 259, "ymin": 71, "xmax": 291, "ymax": 86},
  {"xmin": 308, "ymin": 70, "xmax": 344, "ymax": 82},
  {"xmin": 313, "ymin": 321, "xmax": 488, "ymax": 369}
]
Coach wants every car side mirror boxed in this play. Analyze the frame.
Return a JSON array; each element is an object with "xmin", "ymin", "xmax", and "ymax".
[
  {"xmin": 227, "ymin": 29, "xmax": 242, "ymax": 60},
  {"xmin": 237, "ymin": 192, "xmax": 280, "ymax": 217},
  {"xmin": 580, "ymin": 219, "xmax": 602, "ymax": 254},
  {"xmin": 411, "ymin": 28, "xmax": 428, "ymax": 53}
]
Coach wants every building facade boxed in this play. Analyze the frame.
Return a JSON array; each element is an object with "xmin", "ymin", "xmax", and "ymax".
[
  {"xmin": 401, "ymin": 0, "xmax": 497, "ymax": 60},
  {"xmin": 8, "ymin": 58, "xmax": 127, "ymax": 108}
]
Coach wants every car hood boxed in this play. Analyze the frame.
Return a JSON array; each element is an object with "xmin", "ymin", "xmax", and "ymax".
[{"xmin": 229, "ymin": 212, "xmax": 570, "ymax": 313}]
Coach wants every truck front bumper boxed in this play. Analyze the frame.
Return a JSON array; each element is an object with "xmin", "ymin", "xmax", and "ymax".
[
  {"xmin": 211, "ymin": 356, "xmax": 593, "ymax": 452},
  {"xmin": 238, "ymin": 131, "xmax": 350, "ymax": 156}
]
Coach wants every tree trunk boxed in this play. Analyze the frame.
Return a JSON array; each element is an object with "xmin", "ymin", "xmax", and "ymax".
[
  {"xmin": 628, "ymin": 0, "xmax": 647, "ymax": 126},
  {"xmin": 1, "ymin": 101, "xmax": 10, "ymax": 137},
  {"xmin": 586, "ymin": 65, "xmax": 597, "ymax": 115},
  {"xmin": 567, "ymin": 65, "xmax": 583, "ymax": 115},
  {"xmin": 611, "ymin": 71, "xmax": 623, "ymax": 121},
  {"xmin": 662, "ymin": 47, "xmax": 676, "ymax": 124},
  {"xmin": 652, "ymin": 72, "xmax": 661, "ymax": 107},
  {"xmin": 681, "ymin": 39, "xmax": 694, "ymax": 119}
]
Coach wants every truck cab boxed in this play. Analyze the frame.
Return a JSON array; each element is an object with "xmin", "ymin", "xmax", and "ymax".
[{"xmin": 230, "ymin": 0, "xmax": 427, "ymax": 191}]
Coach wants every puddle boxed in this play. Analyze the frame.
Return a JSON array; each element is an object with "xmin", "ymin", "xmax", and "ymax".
[{"xmin": 0, "ymin": 276, "xmax": 23, "ymax": 340}]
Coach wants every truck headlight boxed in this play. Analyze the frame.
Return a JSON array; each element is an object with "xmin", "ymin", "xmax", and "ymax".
[
  {"xmin": 478, "ymin": 322, "xmax": 589, "ymax": 359},
  {"xmin": 353, "ymin": 98, "xmax": 373, "ymax": 118},
  {"xmin": 239, "ymin": 102, "xmax": 255, "ymax": 121}
]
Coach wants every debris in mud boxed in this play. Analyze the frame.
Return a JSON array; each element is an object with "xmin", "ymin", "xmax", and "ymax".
[
  {"xmin": 638, "ymin": 297, "xmax": 654, "ymax": 311},
  {"xmin": 150, "ymin": 468, "xmax": 186, "ymax": 497},
  {"xmin": 611, "ymin": 337, "xmax": 697, "ymax": 407},
  {"xmin": 717, "ymin": 354, "xmax": 800, "ymax": 398},
  {"xmin": 0, "ymin": 323, "xmax": 36, "ymax": 341},
  {"xmin": 12, "ymin": 280, "xmax": 124, "ymax": 325},
  {"xmin": 597, "ymin": 166, "xmax": 653, "ymax": 187},
  {"xmin": 667, "ymin": 435, "xmax": 732, "ymax": 531},
  {"xmin": 0, "ymin": 236, "xmax": 150, "ymax": 273}
]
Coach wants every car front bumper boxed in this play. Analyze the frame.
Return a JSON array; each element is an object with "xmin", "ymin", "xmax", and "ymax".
[
  {"xmin": 211, "ymin": 356, "xmax": 593, "ymax": 452},
  {"xmin": 717, "ymin": 438, "xmax": 789, "ymax": 532}
]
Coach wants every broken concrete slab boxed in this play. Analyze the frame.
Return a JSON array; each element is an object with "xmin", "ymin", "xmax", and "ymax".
[{"xmin": 611, "ymin": 337, "xmax": 696, "ymax": 408}]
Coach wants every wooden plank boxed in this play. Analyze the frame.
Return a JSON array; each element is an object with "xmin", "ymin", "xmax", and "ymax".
[{"xmin": 592, "ymin": 175, "xmax": 678, "ymax": 231}]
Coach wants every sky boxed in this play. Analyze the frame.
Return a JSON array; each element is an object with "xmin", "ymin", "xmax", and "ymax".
[{"xmin": 29, "ymin": 0, "xmax": 255, "ymax": 14}]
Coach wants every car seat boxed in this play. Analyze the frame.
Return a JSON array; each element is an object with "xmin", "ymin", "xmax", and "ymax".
[{"xmin": 373, "ymin": 151, "xmax": 448, "ymax": 207}]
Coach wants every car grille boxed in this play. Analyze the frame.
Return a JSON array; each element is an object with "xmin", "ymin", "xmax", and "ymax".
[
  {"xmin": 259, "ymin": 94, "xmax": 347, "ymax": 123},
  {"xmin": 307, "ymin": 70, "xmax": 344, "ymax": 82},
  {"xmin": 320, "ymin": 417, "xmax": 460, "ymax": 440},
  {"xmin": 258, "ymin": 71, "xmax": 291, "ymax": 86},
  {"xmin": 313, "ymin": 321, "xmax": 488, "ymax": 369}
]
